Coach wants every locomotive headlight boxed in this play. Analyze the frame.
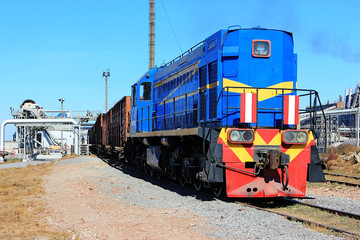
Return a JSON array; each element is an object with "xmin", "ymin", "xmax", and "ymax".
[
  {"xmin": 284, "ymin": 131, "xmax": 295, "ymax": 143},
  {"xmin": 229, "ymin": 130, "xmax": 241, "ymax": 142},
  {"xmin": 282, "ymin": 130, "xmax": 308, "ymax": 144},
  {"xmin": 296, "ymin": 132, "xmax": 308, "ymax": 143},
  {"xmin": 252, "ymin": 40, "xmax": 271, "ymax": 57},
  {"xmin": 228, "ymin": 129, "xmax": 254, "ymax": 144}
]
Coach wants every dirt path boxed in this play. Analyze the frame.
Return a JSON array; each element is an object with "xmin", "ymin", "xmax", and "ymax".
[{"xmin": 44, "ymin": 157, "xmax": 210, "ymax": 240}]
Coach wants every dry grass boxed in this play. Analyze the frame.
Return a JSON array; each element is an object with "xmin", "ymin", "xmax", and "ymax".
[
  {"xmin": 327, "ymin": 144, "xmax": 360, "ymax": 156},
  {"xmin": 325, "ymin": 158, "xmax": 360, "ymax": 174},
  {"xmin": 324, "ymin": 144, "xmax": 360, "ymax": 174},
  {"xmin": 0, "ymin": 158, "xmax": 22, "ymax": 165},
  {"xmin": 0, "ymin": 163, "xmax": 73, "ymax": 239}
]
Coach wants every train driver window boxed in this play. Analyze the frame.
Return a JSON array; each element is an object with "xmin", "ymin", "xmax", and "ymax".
[{"xmin": 140, "ymin": 82, "xmax": 151, "ymax": 101}]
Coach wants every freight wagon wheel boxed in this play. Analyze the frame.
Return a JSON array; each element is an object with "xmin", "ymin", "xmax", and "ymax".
[{"xmin": 211, "ymin": 183, "xmax": 224, "ymax": 198}]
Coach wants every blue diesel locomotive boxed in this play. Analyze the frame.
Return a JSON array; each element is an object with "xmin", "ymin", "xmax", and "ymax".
[{"xmin": 105, "ymin": 26, "xmax": 325, "ymax": 198}]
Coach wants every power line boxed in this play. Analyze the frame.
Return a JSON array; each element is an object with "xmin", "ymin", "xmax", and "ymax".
[{"xmin": 160, "ymin": 0, "xmax": 183, "ymax": 53}]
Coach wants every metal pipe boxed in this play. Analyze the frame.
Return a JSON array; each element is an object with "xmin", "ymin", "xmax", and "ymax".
[{"xmin": 0, "ymin": 119, "xmax": 78, "ymax": 155}]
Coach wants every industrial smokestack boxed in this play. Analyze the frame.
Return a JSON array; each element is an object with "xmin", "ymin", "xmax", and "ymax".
[{"xmin": 149, "ymin": 0, "xmax": 155, "ymax": 69}]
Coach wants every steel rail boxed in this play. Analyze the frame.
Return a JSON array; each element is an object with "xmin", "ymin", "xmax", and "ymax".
[
  {"xmin": 241, "ymin": 202, "xmax": 360, "ymax": 238},
  {"xmin": 283, "ymin": 198, "xmax": 360, "ymax": 220},
  {"xmin": 324, "ymin": 172, "xmax": 360, "ymax": 180},
  {"xmin": 326, "ymin": 179, "xmax": 360, "ymax": 188}
]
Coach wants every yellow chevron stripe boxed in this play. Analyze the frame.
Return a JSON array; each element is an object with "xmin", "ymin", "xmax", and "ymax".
[
  {"xmin": 222, "ymin": 78, "xmax": 294, "ymax": 101},
  {"xmin": 254, "ymin": 132, "xmax": 267, "ymax": 145},
  {"xmin": 268, "ymin": 134, "xmax": 282, "ymax": 145},
  {"xmin": 219, "ymin": 128, "xmax": 253, "ymax": 162},
  {"xmin": 254, "ymin": 131, "xmax": 282, "ymax": 146},
  {"xmin": 285, "ymin": 132, "xmax": 314, "ymax": 161}
]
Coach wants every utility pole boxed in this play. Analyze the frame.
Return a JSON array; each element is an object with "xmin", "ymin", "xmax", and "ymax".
[
  {"xmin": 149, "ymin": 0, "xmax": 155, "ymax": 69},
  {"xmin": 102, "ymin": 69, "xmax": 110, "ymax": 112},
  {"xmin": 58, "ymin": 98, "xmax": 64, "ymax": 150}
]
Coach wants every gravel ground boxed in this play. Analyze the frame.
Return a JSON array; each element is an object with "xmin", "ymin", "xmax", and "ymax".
[{"xmin": 55, "ymin": 156, "xmax": 347, "ymax": 240}]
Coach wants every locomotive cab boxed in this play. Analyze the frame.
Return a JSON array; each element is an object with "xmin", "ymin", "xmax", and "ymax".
[{"xmin": 130, "ymin": 69, "xmax": 156, "ymax": 133}]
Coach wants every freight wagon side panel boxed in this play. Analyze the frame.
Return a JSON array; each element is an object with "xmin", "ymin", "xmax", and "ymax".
[{"xmin": 109, "ymin": 96, "xmax": 131, "ymax": 147}]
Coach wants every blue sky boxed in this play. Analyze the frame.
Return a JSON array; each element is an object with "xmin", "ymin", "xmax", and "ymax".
[{"xmin": 0, "ymin": 0, "xmax": 359, "ymax": 140}]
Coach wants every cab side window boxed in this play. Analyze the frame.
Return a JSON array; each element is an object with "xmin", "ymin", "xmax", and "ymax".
[{"xmin": 140, "ymin": 82, "xmax": 151, "ymax": 101}]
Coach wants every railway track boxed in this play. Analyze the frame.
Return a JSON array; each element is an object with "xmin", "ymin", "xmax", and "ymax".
[
  {"xmin": 325, "ymin": 179, "xmax": 360, "ymax": 188},
  {"xmin": 240, "ymin": 199, "xmax": 360, "ymax": 238},
  {"xmin": 323, "ymin": 172, "xmax": 360, "ymax": 188},
  {"xmin": 283, "ymin": 198, "xmax": 360, "ymax": 220},
  {"xmin": 324, "ymin": 172, "xmax": 360, "ymax": 180}
]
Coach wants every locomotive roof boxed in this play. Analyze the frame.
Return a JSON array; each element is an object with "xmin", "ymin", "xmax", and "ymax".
[{"xmin": 153, "ymin": 27, "xmax": 293, "ymax": 83}]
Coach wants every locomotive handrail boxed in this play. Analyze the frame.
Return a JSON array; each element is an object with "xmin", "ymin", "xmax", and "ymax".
[
  {"xmin": 136, "ymin": 86, "xmax": 324, "ymax": 132},
  {"xmin": 159, "ymin": 41, "xmax": 205, "ymax": 69},
  {"xmin": 220, "ymin": 86, "xmax": 324, "ymax": 128},
  {"xmin": 205, "ymin": 86, "xmax": 327, "ymax": 156},
  {"xmin": 136, "ymin": 89, "xmax": 201, "ymax": 132},
  {"xmin": 315, "ymin": 92, "xmax": 328, "ymax": 161},
  {"xmin": 135, "ymin": 85, "xmax": 327, "ymax": 154}
]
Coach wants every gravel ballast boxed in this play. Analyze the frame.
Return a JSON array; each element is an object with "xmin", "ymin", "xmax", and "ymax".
[{"xmin": 56, "ymin": 156, "xmax": 347, "ymax": 239}]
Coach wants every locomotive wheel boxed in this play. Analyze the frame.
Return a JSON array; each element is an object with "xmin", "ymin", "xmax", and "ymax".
[
  {"xmin": 211, "ymin": 183, "xmax": 224, "ymax": 198},
  {"xmin": 135, "ymin": 153, "xmax": 142, "ymax": 170},
  {"xmin": 193, "ymin": 179, "xmax": 202, "ymax": 192},
  {"xmin": 178, "ymin": 175, "xmax": 186, "ymax": 187},
  {"xmin": 149, "ymin": 168, "xmax": 154, "ymax": 177},
  {"xmin": 141, "ymin": 152, "xmax": 147, "ymax": 173},
  {"xmin": 144, "ymin": 166, "xmax": 149, "ymax": 175}
]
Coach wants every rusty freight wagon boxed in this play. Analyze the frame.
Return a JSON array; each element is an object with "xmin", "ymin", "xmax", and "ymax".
[
  {"xmin": 88, "ymin": 113, "xmax": 103, "ymax": 146},
  {"xmin": 89, "ymin": 96, "xmax": 131, "ymax": 156},
  {"xmin": 109, "ymin": 96, "xmax": 131, "ymax": 147}
]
